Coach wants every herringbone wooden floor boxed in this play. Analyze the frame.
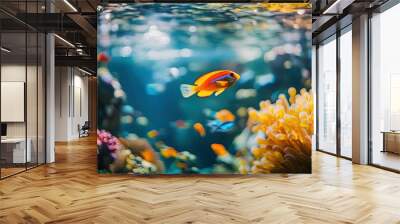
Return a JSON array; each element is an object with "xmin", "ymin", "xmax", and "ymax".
[{"xmin": 1, "ymin": 136, "xmax": 400, "ymax": 224}]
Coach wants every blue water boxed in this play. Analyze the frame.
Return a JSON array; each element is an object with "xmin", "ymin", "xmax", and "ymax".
[{"xmin": 98, "ymin": 3, "xmax": 311, "ymax": 174}]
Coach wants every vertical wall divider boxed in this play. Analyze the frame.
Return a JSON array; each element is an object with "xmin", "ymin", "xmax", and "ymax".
[
  {"xmin": 36, "ymin": 0, "xmax": 39, "ymax": 168},
  {"xmin": 367, "ymin": 11, "xmax": 372, "ymax": 165},
  {"xmin": 315, "ymin": 44, "xmax": 320, "ymax": 151},
  {"xmin": 0, "ymin": 21, "xmax": 2, "ymax": 179},
  {"xmin": 336, "ymin": 25, "xmax": 341, "ymax": 157},
  {"xmin": 25, "ymin": 0, "xmax": 28, "ymax": 171}
]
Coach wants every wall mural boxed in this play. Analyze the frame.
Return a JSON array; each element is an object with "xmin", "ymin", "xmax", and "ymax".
[{"xmin": 97, "ymin": 3, "xmax": 313, "ymax": 175}]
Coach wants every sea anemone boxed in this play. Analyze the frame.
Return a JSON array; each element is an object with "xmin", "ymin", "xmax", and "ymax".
[{"xmin": 247, "ymin": 87, "xmax": 313, "ymax": 173}]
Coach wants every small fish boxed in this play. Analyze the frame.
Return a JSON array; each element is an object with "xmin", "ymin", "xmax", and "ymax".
[
  {"xmin": 97, "ymin": 52, "xmax": 109, "ymax": 63},
  {"xmin": 141, "ymin": 149, "xmax": 155, "ymax": 162},
  {"xmin": 211, "ymin": 143, "xmax": 229, "ymax": 156},
  {"xmin": 215, "ymin": 109, "xmax": 235, "ymax": 122},
  {"xmin": 147, "ymin": 130, "xmax": 159, "ymax": 138},
  {"xmin": 193, "ymin": 122, "xmax": 206, "ymax": 137},
  {"xmin": 207, "ymin": 120, "xmax": 235, "ymax": 133},
  {"xmin": 180, "ymin": 70, "xmax": 240, "ymax": 98},
  {"xmin": 161, "ymin": 147, "xmax": 178, "ymax": 158}
]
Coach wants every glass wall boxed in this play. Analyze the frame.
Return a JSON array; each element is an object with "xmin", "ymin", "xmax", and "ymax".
[
  {"xmin": 371, "ymin": 3, "xmax": 400, "ymax": 171},
  {"xmin": 317, "ymin": 36, "xmax": 337, "ymax": 154},
  {"xmin": 0, "ymin": 21, "xmax": 28, "ymax": 177},
  {"xmin": 339, "ymin": 28, "xmax": 352, "ymax": 158},
  {"xmin": 0, "ymin": 1, "xmax": 46, "ymax": 179}
]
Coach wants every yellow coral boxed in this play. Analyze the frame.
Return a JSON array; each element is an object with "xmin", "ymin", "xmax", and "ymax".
[{"xmin": 247, "ymin": 88, "xmax": 313, "ymax": 173}]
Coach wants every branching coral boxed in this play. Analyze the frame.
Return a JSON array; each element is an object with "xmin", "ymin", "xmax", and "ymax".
[{"xmin": 247, "ymin": 87, "xmax": 313, "ymax": 173}]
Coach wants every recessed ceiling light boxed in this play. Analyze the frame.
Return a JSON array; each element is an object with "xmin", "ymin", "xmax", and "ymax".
[
  {"xmin": 78, "ymin": 67, "xmax": 93, "ymax": 76},
  {"xmin": 63, "ymin": 0, "xmax": 78, "ymax": 12},
  {"xmin": 54, "ymin": 34, "xmax": 75, "ymax": 48},
  {"xmin": 1, "ymin": 47, "xmax": 11, "ymax": 53}
]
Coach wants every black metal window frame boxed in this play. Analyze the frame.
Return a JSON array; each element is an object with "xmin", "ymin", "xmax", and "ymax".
[
  {"xmin": 315, "ymin": 0, "xmax": 400, "ymax": 173},
  {"xmin": 314, "ymin": 23, "xmax": 353, "ymax": 161}
]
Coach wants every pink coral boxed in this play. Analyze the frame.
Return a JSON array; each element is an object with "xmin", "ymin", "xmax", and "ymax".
[{"xmin": 97, "ymin": 129, "xmax": 121, "ymax": 154}]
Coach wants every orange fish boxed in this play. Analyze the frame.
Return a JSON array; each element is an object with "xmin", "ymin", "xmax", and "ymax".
[
  {"xmin": 147, "ymin": 130, "xmax": 159, "ymax": 138},
  {"xmin": 193, "ymin": 122, "xmax": 206, "ymax": 137},
  {"xmin": 180, "ymin": 70, "xmax": 240, "ymax": 98},
  {"xmin": 215, "ymin": 109, "xmax": 235, "ymax": 122},
  {"xmin": 141, "ymin": 149, "xmax": 155, "ymax": 162},
  {"xmin": 161, "ymin": 147, "xmax": 178, "ymax": 158},
  {"xmin": 211, "ymin": 143, "xmax": 229, "ymax": 156}
]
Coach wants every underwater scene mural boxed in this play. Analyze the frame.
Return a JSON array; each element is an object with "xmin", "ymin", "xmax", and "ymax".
[{"xmin": 97, "ymin": 3, "xmax": 313, "ymax": 175}]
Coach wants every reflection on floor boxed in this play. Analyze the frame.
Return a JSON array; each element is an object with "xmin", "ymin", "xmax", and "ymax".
[
  {"xmin": 373, "ymin": 150, "xmax": 400, "ymax": 171},
  {"xmin": 1, "ymin": 167, "xmax": 25, "ymax": 177},
  {"xmin": 0, "ymin": 163, "xmax": 42, "ymax": 178},
  {"xmin": 0, "ymin": 136, "xmax": 400, "ymax": 223}
]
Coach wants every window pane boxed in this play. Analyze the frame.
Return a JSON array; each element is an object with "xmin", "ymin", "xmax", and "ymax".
[
  {"xmin": 371, "ymin": 4, "xmax": 400, "ymax": 171},
  {"xmin": 318, "ymin": 37, "xmax": 337, "ymax": 154}
]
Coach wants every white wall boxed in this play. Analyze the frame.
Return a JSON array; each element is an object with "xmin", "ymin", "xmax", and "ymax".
[
  {"xmin": 54, "ymin": 67, "xmax": 89, "ymax": 141},
  {"xmin": 1, "ymin": 65, "xmax": 26, "ymax": 139}
]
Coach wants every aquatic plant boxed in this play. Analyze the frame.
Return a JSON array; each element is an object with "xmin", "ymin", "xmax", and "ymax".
[{"xmin": 247, "ymin": 87, "xmax": 313, "ymax": 173}]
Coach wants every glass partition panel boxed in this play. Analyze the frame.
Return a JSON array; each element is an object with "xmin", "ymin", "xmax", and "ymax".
[
  {"xmin": 317, "ymin": 37, "xmax": 337, "ymax": 154},
  {"xmin": 27, "ymin": 30, "xmax": 38, "ymax": 169},
  {"xmin": 38, "ymin": 32, "xmax": 45, "ymax": 165},
  {"xmin": 0, "ymin": 0, "xmax": 46, "ymax": 179},
  {"xmin": 1, "ymin": 31, "xmax": 27, "ymax": 177},
  {"xmin": 339, "ymin": 28, "xmax": 352, "ymax": 158}
]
